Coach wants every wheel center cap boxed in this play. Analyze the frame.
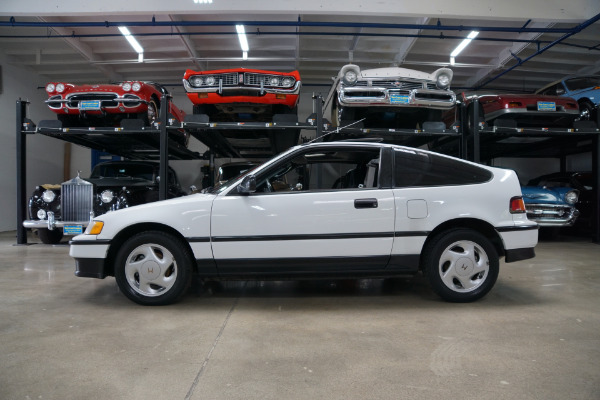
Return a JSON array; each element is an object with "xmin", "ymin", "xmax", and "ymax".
[
  {"xmin": 456, "ymin": 257, "xmax": 474, "ymax": 276},
  {"xmin": 140, "ymin": 260, "xmax": 161, "ymax": 280}
]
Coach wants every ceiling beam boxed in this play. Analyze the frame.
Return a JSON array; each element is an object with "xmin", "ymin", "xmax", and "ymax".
[
  {"xmin": 168, "ymin": 15, "xmax": 203, "ymax": 70},
  {"xmin": 37, "ymin": 17, "xmax": 122, "ymax": 82}
]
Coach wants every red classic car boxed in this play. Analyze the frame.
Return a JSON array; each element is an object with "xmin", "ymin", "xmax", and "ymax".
[
  {"xmin": 457, "ymin": 93, "xmax": 580, "ymax": 132},
  {"xmin": 182, "ymin": 68, "xmax": 301, "ymax": 121},
  {"xmin": 45, "ymin": 81, "xmax": 188, "ymax": 142}
]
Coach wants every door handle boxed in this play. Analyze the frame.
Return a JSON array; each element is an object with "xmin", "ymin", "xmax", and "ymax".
[{"xmin": 354, "ymin": 198, "xmax": 378, "ymax": 209}]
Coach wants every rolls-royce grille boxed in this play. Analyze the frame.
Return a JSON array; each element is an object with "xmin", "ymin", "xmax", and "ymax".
[
  {"xmin": 67, "ymin": 94, "xmax": 119, "ymax": 108},
  {"xmin": 61, "ymin": 178, "xmax": 94, "ymax": 222}
]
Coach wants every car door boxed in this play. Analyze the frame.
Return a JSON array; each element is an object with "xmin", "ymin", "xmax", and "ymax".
[{"xmin": 210, "ymin": 144, "xmax": 395, "ymax": 275}]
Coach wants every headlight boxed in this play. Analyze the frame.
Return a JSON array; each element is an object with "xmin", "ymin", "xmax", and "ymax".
[
  {"xmin": 132, "ymin": 82, "xmax": 142, "ymax": 91},
  {"xmin": 205, "ymin": 76, "xmax": 216, "ymax": 86},
  {"xmin": 190, "ymin": 76, "xmax": 203, "ymax": 87},
  {"xmin": 37, "ymin": 209, "xmax": 47, "ymax": 220},
  {"xmin": 282, "ymin": 77, "xmax": 294, "ymax": 87},
  {"xmin": 565, "ymin": 190, "xmax": 579, "ymax": 204},
  {"xmin": 42, "ymin": 190, "xmax": 56, "ymax": 203},
  {"xmin": 437, "ymin": 73, "xmax": 451, "ymax": 89},
  {"xmin": 122, "ymin": 82, "xmax": 132, "ymax": 91},
  {"xmin": 46, "ymin": 83, "xmax": 56, "ymax": 93},
  {"xmin": 343, "ymin": 70, "xmax": 359, "ymax": 86},
  {"xmin": 269, "ymin": 76, "xmax": 280, "ymax": 86},
  {"xmin": 56, "ymin": 83, "xmax": 65, "ymax": 93},
  {"xmin": 100, "ymin": 190, "xmax": 114, "ymax": 204}
]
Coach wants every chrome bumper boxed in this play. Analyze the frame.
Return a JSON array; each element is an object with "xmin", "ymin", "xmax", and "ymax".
[
  {"xmin": 525, "ymin": 204, "xmax": 580, "ymax": 227},
  {"xmin": 183, "ymin": 79, "xmax": 301, "ymax": 96},
  {"xmin": 338, "ymin": 88, "xmax": 456, "ymax": 110},
  {"xmin": 23, "ymin": 211, "xmax": 93, "ymax": 230}
]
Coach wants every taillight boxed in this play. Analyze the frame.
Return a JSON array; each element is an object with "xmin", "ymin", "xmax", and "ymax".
[
  {"xmin": 507, "ymin": 102, "xmax": 522, "ymax": 108},
  {"xmin": 510, "ymin": 196, "xmax": 526, "ymax": 213}
]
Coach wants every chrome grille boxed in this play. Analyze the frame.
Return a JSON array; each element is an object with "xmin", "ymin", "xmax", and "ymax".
[
  {"xmin": 355, "ymin": 80, "xmax": 425, "ymax": 90},
  {"xmin": 61, "ymin": 176, "xmax": 94, "ymax": 222},
  {"xmin": 214, "ymin": 73, "xmax": 238, "ymax": 86},
  {"xmin": 244, "ymin": 73, "xmax": 282, "ymax": 86}
]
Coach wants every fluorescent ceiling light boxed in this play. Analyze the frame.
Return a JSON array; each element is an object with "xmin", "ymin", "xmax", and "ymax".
[
  {"xmin": 236, "ymin": 25, "xmax": 249, "ymax": 52},
  {"xmin": 450, "ymin": 31, "xmax": 479, "ymax": 58},
  {"xmin": 243, "ymin": 51, "xmax": 248, "ymax": 60},
  {"xmin": 193, "ymin": 0, "xmax": 212, "ymax": 3},
  {"xmin": 118, "ymin": 26, "xmax": 144, "ymax": 57}
]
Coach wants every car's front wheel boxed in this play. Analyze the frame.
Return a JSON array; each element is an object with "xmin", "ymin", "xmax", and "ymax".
[
  {"xmin": 422, "ymin": 228, "xmax": 499, "ymax": 302},
  {"xmin": 114, "ymin": 231, "xmax": 193, "ymax": 305}
]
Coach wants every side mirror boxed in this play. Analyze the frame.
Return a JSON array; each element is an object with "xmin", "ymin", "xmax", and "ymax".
[{"xmin": 237, "ymin": 175, "xmax": 256, "ymax": 194}]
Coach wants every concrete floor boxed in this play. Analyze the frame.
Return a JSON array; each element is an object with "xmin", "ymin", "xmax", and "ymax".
[{"xmin": 1, "ymin": 231, "xmax": 599, "ymax": 400}]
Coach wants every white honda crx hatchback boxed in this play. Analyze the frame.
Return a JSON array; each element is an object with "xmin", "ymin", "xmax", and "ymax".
[{"xmin": 70, "ymin": 142, "xmax": 538, "ymax": 305}]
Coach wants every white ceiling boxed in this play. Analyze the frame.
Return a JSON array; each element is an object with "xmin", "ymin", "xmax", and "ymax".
[{"xmin": 1, "ymin": 0, "xmax": 599, "ymax": 93}]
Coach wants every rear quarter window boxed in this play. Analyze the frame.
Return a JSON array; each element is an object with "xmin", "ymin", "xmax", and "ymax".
[{"xmin": 394, "ymin": 149, "xmax": 492, "ymax": 187}]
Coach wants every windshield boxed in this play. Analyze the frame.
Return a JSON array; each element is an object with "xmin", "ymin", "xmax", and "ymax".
[{"xmin": 564, "ymin": 76, "xmax": 600, "ymax": 91}]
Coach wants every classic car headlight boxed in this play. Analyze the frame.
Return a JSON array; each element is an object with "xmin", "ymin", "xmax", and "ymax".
[
  {"xmin": 437, "ymin": 73, "xmax": 451, "ymax": 89},
  {"xmin": 122, "ymin": 82, "xmax": 132, "ymax": 91},
  {"xmin": 46, "ymin": 83, "xmax": 56, "ymax": 93},
  {"xmin": 340, "ymin": 65, "xmax": 361, "ymax": 86},
  {"xmin": 100, "ymin": 190, "xmax": 115, "ymax": 204},
  {"xmin": 190, "ymin": 76, "xmax": 203, "ymax": 87},
  {"xmin": 132, "ymin": 82, "xmax": 142, "ymax": 92},
  {"xmin": 55, "ymin": 83, "xmax": 65, "ymax": 93},
  {"xmin": 42, "ymin": 190, "xmax": 56, "ymax": 203},
  {"xmin": 205, "ymin": 76, "xmax": 216, "ymax": 86},
  {"xmin": 565, "ymin": 190, "xmax": 579, "ymax": 204},
  {"xmin": 269, "ymin": 76, "xmax": 280, "ymax": 86},
  {"xmin": 282, "ymin": 77, "xmax": 295, "ymax": 87},
  {"xmin": 37, "ymin": 209, "xmax": 47, "ymax": 220}
]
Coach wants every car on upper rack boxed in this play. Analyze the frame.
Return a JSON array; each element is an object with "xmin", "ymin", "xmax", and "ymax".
[
  {"xmin": 69, "ymin": 141, "xmax": 538, "ymax": 306},
  {"xmin": 23, "ymin": 160, "xmax": 187, "ymax": 244},
  {"xmin": 182, "ymin": 68, "xmax": 301, "ymax": 122},
  {"xmin": 536, "ymin": 75, "xmax": 600, "ymax": 123},
  {"xmin": 324, "ymin": 64, "xmax": 456, "ymax": 129},
  {"xmin": 453, "ymin": 93, "xmax": 581, "ymax": 133},
  {"xmin": 44, "ymin": 81, "xmax": 189, "ymax": 145},
  {"xmin": 520, "ymin": 178, "xmax": 580, "ymax": 228}
]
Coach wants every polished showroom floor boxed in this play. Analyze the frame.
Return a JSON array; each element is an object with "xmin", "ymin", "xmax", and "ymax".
[{"xmin": 1, "ymin": 230, "xmax": 599, "ymax": 400}]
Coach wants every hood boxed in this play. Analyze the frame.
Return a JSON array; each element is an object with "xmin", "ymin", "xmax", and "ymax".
[{"xmin": 521, "ymin": 186, "xmax": 573, "ymax": 204}]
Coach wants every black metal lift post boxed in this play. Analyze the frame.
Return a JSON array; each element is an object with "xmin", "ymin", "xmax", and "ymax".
[{"xmin": 16, "ymin": 99, "xmax": 28, "ymax": 244}]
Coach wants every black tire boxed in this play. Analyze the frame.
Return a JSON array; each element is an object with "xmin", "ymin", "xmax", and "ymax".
[
  {"xmin": 38, "ymin": 228, "xmax": 64, "ymax": 244},
  {"xmin": 114, "ymin": 231, "xmax": 193, "ymax": 305},
  {"xmin": 422, "ymin": 228, "xmax": 499, "ymax": 302},
  {"xmin": 578, "ymin": 100, "xmax": 596, "ymax": 121},
  {"xmin": 146, "ymin": 100, "xmax": 159, "ymax": 126}
]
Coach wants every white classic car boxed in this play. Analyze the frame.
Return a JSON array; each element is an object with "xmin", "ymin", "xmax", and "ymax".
[
  {"xmin": 325, "ymin": 64, "xmax": 457, "ymax": 129},
  {"xmin": 70, "ymin": 141, "xmax": 538, "ymax": 305}
]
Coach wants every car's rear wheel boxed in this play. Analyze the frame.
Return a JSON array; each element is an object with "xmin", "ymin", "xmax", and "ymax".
[
  {"xmin": 422, "ymin": 228, "xmax": 499, "ymax": 302},
  {"xmin": 114, "ymin": 231, "xmax": 193, "ymax": 305},
  {"xmin": 578, "ymin": 100, "xmax": 596, "ymax": 122},
  {"xmin": 38, "ymin": 228, "xmax": 63, "ymax": 244}
]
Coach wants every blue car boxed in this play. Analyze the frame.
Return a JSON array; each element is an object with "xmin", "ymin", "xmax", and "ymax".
[
  {"xmin": 521, "ymin": 183, "xmax": 580, "ymax": 227},
  {"xmin": 537, "ymin": 75, "xmax": 599, "ymax": 122}
]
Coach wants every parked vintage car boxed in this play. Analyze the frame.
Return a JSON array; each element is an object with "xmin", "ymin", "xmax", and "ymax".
[
  {"xmin": 45, "ymin": 81, "xmax": 188, "ymax": 144},
  {"xmin": 536, "ymin": 75, "xmax": 600, "ymax": 122},
  {"xmin": 521, "ymin": 182, "xmax": 580, "ymax": 228},
  {"xmin": 459, "ymin": 93, "xmax": 580, "ymax": 132},
  {"xmin": 24, "ymin": 161, "xmax": 187, "ymax": 244},
  {"xmin": 182, "ymin": 68, "xmax": 301, "ymax": 121},
  {"xmin": 324, "ymin": 64, "xmax": 456, "ymax": 129},
  {"xmin": 526, "ymin": 172, "xmax": 594, "ymax": 230},
  {"xmin": 69, "ymin": 141, "xmax": 537, "ymax": 305}
]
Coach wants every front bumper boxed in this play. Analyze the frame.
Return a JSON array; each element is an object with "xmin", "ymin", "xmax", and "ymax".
[
  {"xmin": 525, "ymin": 203, "xmax": 580, "ymax": 227},
  {"xmin": 338, "ymin": 87, "xmax": 456, "ymax": 109},
  {"xmin": 70, "ymin": 238, "xmax": 111, "ymax": 278},
  {"xmin": 23, "ymin": 219, "xmax": 91, "ymax": 230},
  {"xmin": 485, "ymin": 107, "xmax": 579, "ymax": 121},
  {"xmin": 183, "ymin": 79, "xmax": 301, "ymax": 106}
]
